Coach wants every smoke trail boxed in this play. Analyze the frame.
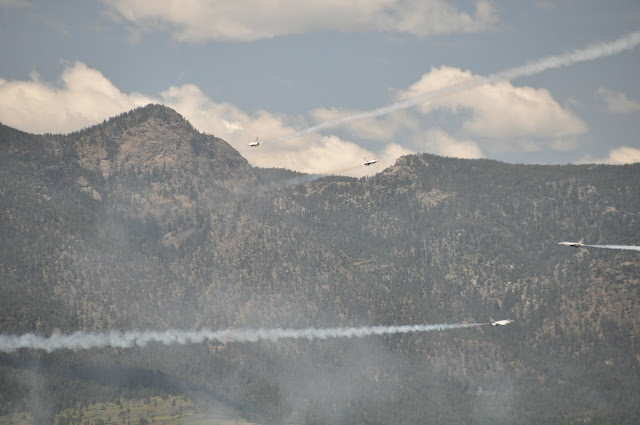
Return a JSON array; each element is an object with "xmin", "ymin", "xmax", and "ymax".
[
  {"xmin": 583, "ymin": 244, "xmax": 640, "ymax": 251},
  {"xmin": 0, "ymin": 323, "xmax": 483, "ymax": 353},
  {"xmin": 279, "ymin": 165, "xmax": 363, "ymax": 187},
  {"xmin": 325, "ymin": 163, "xmax": 365, "ymax": 176},
  {"xmin": 263, "ymin": 174, "xmax": 327, "ymax": 190},
  {"xmin": 267, "ymin": 30, "xmax": 640, "ymax": 144},
  {"xmin": 280, "ymin": 174, "xmax": 326, "ymax": 186}
]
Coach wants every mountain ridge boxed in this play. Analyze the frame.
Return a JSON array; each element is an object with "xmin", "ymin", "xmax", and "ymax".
[{"xmin": 1, "ymin": 105, "xmax": 639, "ymax": 424}]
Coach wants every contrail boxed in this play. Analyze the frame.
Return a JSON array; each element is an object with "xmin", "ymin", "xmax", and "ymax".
[
  {"xmin": 267, "ymin": 30, "xmax": 640, "ymax": 144},
  {"xmin": 0, "ymin": 323, "xmax": 483, "ymax": 353},
  {"xmin": 583, "ymin": 244, "xmax": 640, "ymax": 251}
]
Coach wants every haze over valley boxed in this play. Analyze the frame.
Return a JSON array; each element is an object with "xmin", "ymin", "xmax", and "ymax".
[
  {"xmin": 1, "ymin": 105, "xmax": 639, "ymax": 424},
  {"xmin": 2, "ymin": 2, "xmax": 640, "ymax": 423}
]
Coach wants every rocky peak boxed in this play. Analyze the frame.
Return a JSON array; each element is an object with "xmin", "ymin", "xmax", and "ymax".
[
  {"xmin": 73, "ymin": 105, "xmax": 246, "ymax": 176},
  {"xmin": 68, "ymin": 104, "xmax": 257, "ymax": 215}
]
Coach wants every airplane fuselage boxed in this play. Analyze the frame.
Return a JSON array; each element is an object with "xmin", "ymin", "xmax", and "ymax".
[
  {"xmin": 490, "ymin": 318, "xmax": 514, "ymax": 326},
  {"xmin": 558, "ymin": 241, "xmax": 582, "ymax": 248}
]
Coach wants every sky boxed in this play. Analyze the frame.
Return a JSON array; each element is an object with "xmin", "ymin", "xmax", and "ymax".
[{"xmin": 1, "ymin": 1, "xmax": 640, "ymax": 177}]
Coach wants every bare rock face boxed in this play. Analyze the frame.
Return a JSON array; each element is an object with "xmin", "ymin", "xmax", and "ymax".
[{"xmin": 70, "ymin": 104, "xmax": 258, "ymax": 216}]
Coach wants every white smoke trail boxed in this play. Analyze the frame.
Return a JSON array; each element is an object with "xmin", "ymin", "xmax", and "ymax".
[
  {"xmin": 0, "ymin": 323, "xmax": 483, "ymax": 353},
  {"xmin": 267, "ymin": 30, "xmax": 640, "ymax": 144},
  {"xmin": 583, "ymin": 244, "xmax": 640, "ymax": 251}
]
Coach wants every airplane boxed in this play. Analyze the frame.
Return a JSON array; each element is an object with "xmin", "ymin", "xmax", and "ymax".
[
  {"xmin": 490, "ymin": 317, "xmax": 515, "ymax": 326},
  {"xmin": 363, "ymin": 157, "xmax": 379, "ymax": 166},
  {"xmin": 557, "ymin": 238, "xmax": 584, "ymax": 248},
  {"xmin": 248, "ymin": 137, "xmax": 260, "ymax": 147}
]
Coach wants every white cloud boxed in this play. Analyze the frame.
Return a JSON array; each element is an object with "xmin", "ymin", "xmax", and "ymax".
[
  {"xmin": 0, "ymin": 62, "xmax": 152, "ymax": 134},
  {"xmin": 378, "ymin": 143, "xmax": 415, "ymax": 165},
  {"xmin": 0, "ymin": 61, "xmax": 600, "ymax": 176},
  {"xmin": 309, "ymin": 106, "xmax": 419, "ymax": 141},
  {"xmin": 0, "ymin": 63, "xmax": 393, "ymax": 177},
  {"xmin": 596, "ymin": 87, "xmax": 640, "ymax": 114},
  {"xmin": 422, "ymin": 129, "xmax": 485, "ymax": 159},
  {"xmin": 580, "ymin": 146, "xmax": 640, "ymax": 165},
  {"xmin": 397, "ymin": 66, "xmax": 588, "ymax": 152},
  {"xmin": 162, "ymin": 87, "xmax": 409, "ymax": 177},
  {"xmin": 101, "ymin": 0, "xmax": 498, "ymax": 42},
  {"xmin": 258, "ymin": 135, "xmax": 384, "ymax": 177},
  {"xmin": 157, "ymin": 83, "xmax": 370, "ymax": 175}
]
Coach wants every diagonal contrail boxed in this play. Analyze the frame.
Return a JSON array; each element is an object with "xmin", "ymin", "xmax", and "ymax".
[
  {"xmin": 0, "ymin": 323, "xmax": 484, "ymax": 353},
  {"xmin": 583, "ymin": 244, "xmax": 640, "ymax": 251},
  {"xmin": 267, "ymin": 30, "xmax": 640, "ymax": 144}
]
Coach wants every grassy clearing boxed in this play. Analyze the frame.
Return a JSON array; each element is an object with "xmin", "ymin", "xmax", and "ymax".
[{"xmin": 0, "ymin": 395, "xmax": 254, "ymax": 425}]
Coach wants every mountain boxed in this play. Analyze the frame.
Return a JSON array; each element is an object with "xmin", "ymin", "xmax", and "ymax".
[{"xmin": 1, "ymin": 105, "xmax": 639, "ymax": 424}]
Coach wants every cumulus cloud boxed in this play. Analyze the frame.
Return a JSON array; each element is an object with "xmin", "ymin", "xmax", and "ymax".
[
  {"xmin": 262, "ymin": 135, "xmax": 382, "ymax": 177},
  {"xmin": 397, "ymin": 66, "xmax": 587, "ymax": 152},
  {"xmin": 596, "ymin": 87, "xmax": 640, "ymax": 114},
  {"xmin": 0, "ymin": 61, "xmax": 596, "ymax": 176},
  {"xmin": 421, "ymin": 129, "xmax": 484, "ymax": 159},
  {"xmin": 0, "ymin": 63, "xmax": 387, "ymax": 177},
  {"xmin": 158, "ymin": 83, "xmax": 382, "ymax": 176},
  {"xmin": 101, "ymin": 0, "xmax": 498, "ymax": 42},
  {"xmin": 0, "ymin": 62, "xmax": 152, "ymax": 134},
  {"xmin": 579, "ymin": 146, "xmax": 640, "ymax": 165},
  {"xmin": 309, "ymin": 107, "xmax": 419, "ymax": 142}
]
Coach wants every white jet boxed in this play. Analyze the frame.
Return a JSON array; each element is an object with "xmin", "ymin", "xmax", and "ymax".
[
  {"xmin": 248, "ymin": 137, "xmax": 260, "ymax": 147},
  {"xmin": 363, "ymin": 157, "xmax": 379, "ymax": 166},
  {"xmin": 557, "ymin": 238, "xmax": 584, "ymax": 248},
  {"xmin": 490, "ymin": 317, "xmax": 514, "ymax": 326}
]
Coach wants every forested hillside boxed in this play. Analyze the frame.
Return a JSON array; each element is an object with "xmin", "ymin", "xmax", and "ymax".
[{"xmin": 1, "ymin": 105, "xmax": 639, "ymax": 424}]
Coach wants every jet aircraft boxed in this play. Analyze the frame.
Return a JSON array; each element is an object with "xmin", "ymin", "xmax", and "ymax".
[
  {"xmin": 363, "ymin": 157, "xmax": 379, "ymax": 166},
  {"xmin": 490, "ymin": 317, "xmax": 515, "ymax": 326},
  {"xmin": 248, "ymin": 137, "xmax": 260, "ymax": 147},
  {"xmin": 557, "ymin": 239, "xmax": 584, "ymax": 248}
]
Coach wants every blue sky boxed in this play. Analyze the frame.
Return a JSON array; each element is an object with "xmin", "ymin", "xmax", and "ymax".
[{"xmin": 1, "ymin": 0, "xmax": 639, "ymax": 176}]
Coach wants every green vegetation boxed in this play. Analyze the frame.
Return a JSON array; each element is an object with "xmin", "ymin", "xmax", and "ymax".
[
  {"xmin": 1, "ymin": 105, "xmax": 639, "ymax": 424},
  {"xmin": 0, "ymin": 395, "xmax": 253, "ymax": 425}
]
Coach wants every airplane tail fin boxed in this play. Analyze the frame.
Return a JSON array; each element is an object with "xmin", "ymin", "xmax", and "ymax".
[
  {"xmin": 489, "ymin": 316, "xmax": 496, "ymax": 323},
  {"xmin": 578, "ymin": 238, "xmax": 584, "ymax": 244}
]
